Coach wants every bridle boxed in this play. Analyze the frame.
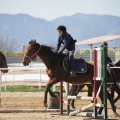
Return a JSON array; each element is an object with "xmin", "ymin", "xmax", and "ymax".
[{"xmin": 24, "ymin": 45, "xmax": 41, "ymax": 61}]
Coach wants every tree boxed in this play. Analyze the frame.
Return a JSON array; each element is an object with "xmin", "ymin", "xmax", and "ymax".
[{"xmin": 0, "ymin": 36, "xmax": 19, "ymax": 52}]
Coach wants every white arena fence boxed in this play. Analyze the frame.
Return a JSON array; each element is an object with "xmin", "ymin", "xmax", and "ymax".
[
  {"xmin": 0, "ymin": 68, "xmax": 63, "ymax": 91},
  {"xmin": 0, "ymin": 67, "xmax": 71, "ymax": 93}
]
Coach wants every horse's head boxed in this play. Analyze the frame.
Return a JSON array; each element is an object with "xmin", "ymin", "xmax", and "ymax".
[
  {"xmin": 0, "ymin": 51, "xmax": 8, "ymax": 73},
  {"xmin": 22, "ymin": 39, "xmax": 41, "ymax": 66}
]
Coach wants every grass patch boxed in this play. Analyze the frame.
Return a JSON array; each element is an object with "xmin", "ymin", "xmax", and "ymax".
[
  {"xmin": 1, "ymin": 85, "xmax": 45, "ymax": 92},
  {"xmin": 1, "ymin": 85, "xmax": 88, "ymax": 92}
]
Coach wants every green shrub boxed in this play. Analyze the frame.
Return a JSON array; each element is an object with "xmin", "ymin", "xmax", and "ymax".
[{"xmin": 2, "ymin": 51, "xmax": 25, "ymax": 56}]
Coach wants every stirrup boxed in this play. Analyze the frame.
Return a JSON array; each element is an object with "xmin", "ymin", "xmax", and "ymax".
[{"xmin": 69, "ymin": 70, "xmax": 76, "ymax": 77}]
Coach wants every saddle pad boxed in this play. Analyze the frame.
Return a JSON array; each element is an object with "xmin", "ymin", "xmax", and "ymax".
[
  {"xmin": 63, "ymin": 57, "xmax": 87, "ymax": 73},
  {"xmin": 74, "ymin": 60, "xmax": 87, "ymax": 73}
]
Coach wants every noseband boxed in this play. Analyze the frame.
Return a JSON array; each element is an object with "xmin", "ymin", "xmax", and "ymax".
[{"xmin": 24, "ymin": 46, "xmax": 41, "ymax": 60}]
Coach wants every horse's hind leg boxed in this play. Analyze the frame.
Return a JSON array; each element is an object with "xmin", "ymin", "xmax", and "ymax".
[
  {"xmin": 107, "ymin": 91, "xmax": 118, "ymax": 116},
  {"xmin": 111, "ymin": 86, "xmax": 115, "ymax": 99},
  {"xmin": 70, "ymin": 85, "xmax": 85, "ymax": 109},
  {"xmin": 110, "ymin": 86, "xmax": 119, "ymax": 103},
  {"xmin": 113, "ymin": 89, "xmax": 120, "ymax": 104},
  {"xmin": 114, "ymin": 96, "xmax": 120, "ymax": 104},
  {"xmin": 87, "ymin": 84, "xmax": 93, "ymax": 97},
  {"xmin": 98, "ymin": 90, "xmax": 118, "ymax": 116},
  {"xmin": 69, "ymin": 85, "xmax": 78, "ymax": 109},
  {"xmin": 112, "ymin": 84, "xmax": 120, "ymax": 103}
]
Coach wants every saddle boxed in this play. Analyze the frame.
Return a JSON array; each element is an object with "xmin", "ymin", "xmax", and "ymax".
[{"xmin": 63, "ymin": 55, "xmax": 87, "ymax": 73}]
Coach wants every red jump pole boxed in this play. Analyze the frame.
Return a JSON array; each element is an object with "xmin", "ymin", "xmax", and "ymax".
[{"xmin": 60, "ymin": 81, "xmax": 63, "ymax": 114}]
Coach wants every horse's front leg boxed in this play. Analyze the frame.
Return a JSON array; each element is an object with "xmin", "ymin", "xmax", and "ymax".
[{"xmin": 44, "ymin": 77, "xmax": 60, "ymax": 109}]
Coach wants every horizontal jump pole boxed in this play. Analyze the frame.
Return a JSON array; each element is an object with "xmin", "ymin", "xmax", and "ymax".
[
  {"xmin": 69, "ymin": 103, "xmax": 94, "ymax": 116},
  {"xmin": 0, "ymin": 109, "xmax": 63, "ymax": 113},
  {"xmin": 78, "ymin": 112, "xmax": 103, "ymax": 119},
  {"xmin": 69, "ymin": 103, "xmax": 104, "ymax": 116},
  {"xmin": 110, "ymin": 67, "xmax": 120, "ymax": 69},
  {"xmin": 67, "ymin": 96, "xmax": 93, "ymax": 101},
  {"xmin": 0, "ymin": 68, "xmax": 46, "ymax": 70}
]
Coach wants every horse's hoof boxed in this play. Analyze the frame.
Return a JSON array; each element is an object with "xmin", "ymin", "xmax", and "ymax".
[
  {"xmin": 91, "ymin": 100, "xmax": 94, "ymax": 103},
  {"xmin": 44, "ymin": 104, "xmax": 48, "ymax": 110}
]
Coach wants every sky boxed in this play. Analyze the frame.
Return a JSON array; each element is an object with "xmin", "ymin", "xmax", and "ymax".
[{"xmin": 0, "ymin": 0, "xmax": 120, "ymax": 20}]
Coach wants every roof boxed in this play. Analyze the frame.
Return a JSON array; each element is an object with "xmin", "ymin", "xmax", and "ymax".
[{"xmin": 76, "ymin": 35, "xmax": 120, "ymax": 45}]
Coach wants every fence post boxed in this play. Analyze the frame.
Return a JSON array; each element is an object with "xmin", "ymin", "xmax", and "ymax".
[
  {"xmin": 39, "ymin": 69, "xmax": 41, "ymax": 89},
  {"xmin": 93, "ymin": 48, "xmax": 98, "ymax": 118},
  {"xmin": 13, "ymin": 70, "xmax": 15, "ymax": 85},
  {"xmin": 53, "ymin": 85, "xmax": 56, "ymax": 92}
]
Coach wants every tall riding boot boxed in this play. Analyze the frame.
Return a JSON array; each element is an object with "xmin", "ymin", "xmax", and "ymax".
[{"xmin": 69, "ymin": 51, "xmax": 76, "ymax": 77}]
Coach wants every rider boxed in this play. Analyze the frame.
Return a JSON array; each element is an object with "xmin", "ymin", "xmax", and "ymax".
[
  {"xmin": 56, "ymin": 25, "xmax": 76, "ymax": 77},
  {"xmin": 101, "ymin": 42, "xmax": 115, "ymax": 66}
]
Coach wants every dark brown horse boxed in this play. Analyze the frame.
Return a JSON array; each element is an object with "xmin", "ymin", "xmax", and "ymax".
[
  {"xmin": 109, "ymin": 61, "xmax": 120, "ymax": 103},
  {"xmin": 0, "ymin": 51, "xmax": 8, "ymax": 73},
  {"xmin": 22, "ymin": 40, "xmax": 118, "ymax": 115},
  {"xmin": 69, "ymin": 61, "xmax": 120, "ymax": 109},
  {"xmin": 68, "ymin": 84, "xmax": 93, "ymax": 109}
]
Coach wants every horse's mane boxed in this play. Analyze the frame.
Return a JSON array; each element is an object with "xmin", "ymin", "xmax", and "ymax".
[
  {"xmin": 41, "ymin": 44, "xmax": 65, "ymax": 58},
  {"xmin": 41, "ymin": 44, "xmax": 56, "ymax": 53}
]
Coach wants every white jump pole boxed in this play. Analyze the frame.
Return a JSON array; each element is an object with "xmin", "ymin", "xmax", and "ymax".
[{"xmin": 67, "ymin": 96, "xmax": 93, "ymax": 101}]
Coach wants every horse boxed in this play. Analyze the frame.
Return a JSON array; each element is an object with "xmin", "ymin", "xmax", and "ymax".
[
  {"xmin": 22, "ymin": 40, "xmax": 118, "ymax": 116},
  {"xmin": 68, "ymin": 84, "xmax": 93, "ymax": 109},
  {"xmin": 69, "ymin": 61, "xmax": 120, "ymax": 109},
  {"xmin": 109, "ymin": 61, "xmax": 120, "ymax": 103},
  {"xmin": 0, "ymin": 51, "xmax": 8, "ymax": 73}
]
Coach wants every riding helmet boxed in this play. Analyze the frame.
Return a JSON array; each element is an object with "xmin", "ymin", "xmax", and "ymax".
[
  {"xmin": 57, "ymin": 25, "xmax": 66, "ymax": 32},
  {"xmin": 101, "ymin": 42, "xmax": 108, "ymax": 47}
]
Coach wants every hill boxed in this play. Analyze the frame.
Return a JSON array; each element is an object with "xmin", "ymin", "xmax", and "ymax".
[{"xmin": 0, "ymin": 13, "xmax": 120, "ymax": 51}]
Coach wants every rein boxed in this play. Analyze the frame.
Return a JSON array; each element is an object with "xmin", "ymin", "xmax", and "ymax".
[{"xmin": 24, "ymin": 46, "xmax": 41, "ymax": 60}]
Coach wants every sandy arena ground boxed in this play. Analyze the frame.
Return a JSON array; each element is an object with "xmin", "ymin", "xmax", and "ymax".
[{"xmin": 0, "ymin": 92, "xmax": 120, "ymax": 120}]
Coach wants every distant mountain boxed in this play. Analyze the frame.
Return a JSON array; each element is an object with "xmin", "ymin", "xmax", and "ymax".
[
  {"xmin": 51, "ymin": 13, "xmax": 120, "ymax": 40},
  {"xmin": 0, "ymin": 14, "xmax": 57, "ymax": 49},
  {"xmin": 0, "ymin": 13, "xmax": 120, "ymax": 51}
]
